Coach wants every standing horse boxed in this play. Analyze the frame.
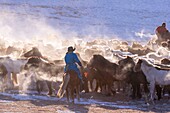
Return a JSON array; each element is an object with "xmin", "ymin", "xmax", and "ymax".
[
  {"xmin": 118, "ymin": 56, "xmax": 149, "ymax": 99},
  {"xmin": 86, "ymin": 54, "xmax": 118, "ymax": 95},
  {"xmin": 57, "ymin": 70, "xmax": 80, "ymax": 103},
  {"xmin": 117, "ymin": 56, "xmax": 136, "ymax": 98},
  {"xmin": 134, "ymin": 59, "xmax": 170, "ymax": 104},
  {"xmin": 84, "ymin": 67, "xmax": 117, "ymax": 95}
]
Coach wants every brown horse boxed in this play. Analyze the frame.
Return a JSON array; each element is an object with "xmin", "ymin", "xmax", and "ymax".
[
  {"xmin": 57, "ymin": 70, "xmax": 80, "ymax": 103},
  {"xmin": 86, "ymin": 54, "xmax": 118, "ymax": 95},
  {"xmin": 118, "ymin": 56, "xmax": 149, "ymax": 99},
  {"xmin": 86, "ymin": 67, "xmax": 117, "ymax": 95}
]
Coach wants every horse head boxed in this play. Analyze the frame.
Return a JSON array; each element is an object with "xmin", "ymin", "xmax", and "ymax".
[
  {"xmin": 134, "ymin": 58, "xmax": 155, "ymax": 73},
  {"xmin": 117, "ymin": 56, "xmax": 135, "ymax": 75},
  {"xmin": 134, "ymin": 59, "xmax": 143, "ymax": 72},
  {"xmin": 84, "ymin": 66, "xmax": 98, "ymax": 81}
]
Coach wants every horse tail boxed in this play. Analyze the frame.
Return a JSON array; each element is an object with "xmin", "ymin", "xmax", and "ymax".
[{"xmin": 57, "ymin": 73, "xmax": 70, "ymax": 98}]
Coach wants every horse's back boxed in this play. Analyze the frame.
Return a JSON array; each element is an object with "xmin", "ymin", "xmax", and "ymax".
[{"xmin": 141, "ymin": 60, "xmax": 170, "ymax": 85}]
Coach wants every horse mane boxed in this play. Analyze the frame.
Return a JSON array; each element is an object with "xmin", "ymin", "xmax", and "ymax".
[
  {"xmin": 93, "ymin": 54, "xmax": 117, "ymax": 67},
  {"xmin": 93, "ymin": 54, "xmax": 111, "ymax": 63},
  {"xmin": 140, "ymin": 58, "xmax": 155, "ymax": 66},
  {"xmin": 118, "ymin": 56, "xmax": 135, "ymax": 65}
]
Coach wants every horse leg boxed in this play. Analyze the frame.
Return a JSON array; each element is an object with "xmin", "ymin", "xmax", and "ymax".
[
  {"xmin": 136, "ymin": 84, "xmax": 142, "ymax": 99},
  {"xmin": 0, "ymin": 76, "xmax": 5, "ymax": 92},
  {"xmin": 46, "ymin": 81, "xmax": 53, "ymax": 96},
  {"xmin": 12, "ymin": 72, "xmax": 18, "ymax": 86},
  {"xmin": 71, "ymin": 88, "xmax": 74, "ymax": 104},
  {"xmin": 36, "ymin": 80, "xmax": 41, "ymax": 94},
  {"xmin": 99, "ymin": 81, "xmax": 103, "ymax": 93},
  {"xmin": 155, "ymin": 85, "xmax": 162, "ymax": 100},
  {"xmin": 106, "ymin": 83, "xmax": 112, "ymax": 96},
  {"xmin": 101, "ymin": 84, "xmax": 107, "ymax": 95},
  {"xmin": 131, "ymin": 82, "xmax": 136, "ymax": 99},
  {"xmin": 6, "ymin": 72, "xmax": 14, "ymax": 89},
  {"xmin": 163, "ymin": 86, "xmax": 166, "ymax": 96},
  {"xmin": 1, "ymin": 74, "xmax": 7, "ymax": 91},
  {"xmin": 142, "ymin": 83, "xmax": 149, "ymax": 104},
  {"xmin": 122, "ymin": 81, "xmax": 128, "ymax": 93},
  {"xmin": 89, "ymin": 80, "xmax": 92, "ymax": 92},
  {"xmin": 150, "ymin": 82, "xmax": 155, "ymax": 104},
  {"xmin": 76, "ymin": 84, "xmax": 80, "ymax": 101},
  {"xmin": 94, "ymin": 80, "xmax": 99, "ymax": 92},
  {"xmin": 84, "ymin": 78, "xmax": 89, "ymax": 93},
  {"xmin": 117, "ymin": 81, "xmax": 121, "ymax": 92},
  {"xmin": 66, "ymin": 88, "xmax": 69, "ymax": 103}
]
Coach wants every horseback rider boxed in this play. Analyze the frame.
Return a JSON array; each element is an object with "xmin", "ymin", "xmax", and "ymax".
[
  {"xmin": 64, "ymin": 46, "xmax": 84, "ymax": 83},
  {"xmin": 155, "ymin": 23, "xmax": 169, "ymax": 43}
]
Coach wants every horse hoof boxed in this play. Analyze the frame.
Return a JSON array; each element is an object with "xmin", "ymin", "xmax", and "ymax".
[
  {"xmin": 137, "ymin": 95, "xmax": 142, "ymax": 99},
  {"xmin": 85, "ymin": 90, "xmax": 89, "ymax": 93},
  {"xmin": 130, "ymin": 95, "xmax": 136, "ymax": 99},
  {"xmin": 111, "ymin": 90, "xmax": 116, "ymax": 94},
  {"xmin": 106, "ymin": 93, "xmax": 111, "ymax": 96},
  {"xmin": 146, "ymin": 103, "xmax": 150, "ymax": 106},
  {"xmin": 47, "ymin": 92, "xmax": 52, "ymax": 96},
  {"xmin": 132, "ymin": 97, "xmax": 136, "ymax": 99},
  {"xmin": 70, "ymin": 101, "xmax": 74, "ymax": 104}
]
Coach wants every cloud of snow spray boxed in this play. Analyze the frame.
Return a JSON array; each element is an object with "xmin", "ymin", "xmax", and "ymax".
[
  {"xmin": 0, "ymin": 11, "xmax": 72, "ymax": 92},
  {"xmin": 0, "ymin": 10, "xmax": 127, "ymax": 60}
]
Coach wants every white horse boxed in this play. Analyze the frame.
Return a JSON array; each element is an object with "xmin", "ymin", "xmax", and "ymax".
[
  {"xmin": 135, "ymin": 58, "xmax": 170, "ymax": 104},
  {"xmin": 0, "ymin": 56, "xmax": 28, "ymax": 89}
]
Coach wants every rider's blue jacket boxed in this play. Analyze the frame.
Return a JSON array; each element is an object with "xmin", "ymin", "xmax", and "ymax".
[{"xmin": 64, "ymin": 52, "xmax": 82, "ymax": 79}]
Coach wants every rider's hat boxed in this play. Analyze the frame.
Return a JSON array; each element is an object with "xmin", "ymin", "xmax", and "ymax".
[{"xmin": 68, "ymin": 46, "xmax": 75, "ymax": 52}]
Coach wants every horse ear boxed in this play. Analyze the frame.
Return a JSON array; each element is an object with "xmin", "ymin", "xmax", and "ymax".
[
  {"xmin": 127, "ymin": 56, "xmax": 131, "ymax": 58},
  {"xmin": 118, "ymin": 60, "xmax": 121, "ymax": 64}
]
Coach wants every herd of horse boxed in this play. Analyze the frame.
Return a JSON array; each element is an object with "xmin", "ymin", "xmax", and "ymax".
[
  {"xmin": 0, "ymin": 46, "xmax": 170, "ymax": 105},
  {"xmin": 57, "ymin": 53, "xmax": 170, "ymax": 104}
]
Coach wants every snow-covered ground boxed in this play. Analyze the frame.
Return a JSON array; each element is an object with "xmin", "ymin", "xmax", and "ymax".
[
  {"xmin": 0, "ymin": 92, "xmax": 146, "ymax": 111},
  {"xmin": 1, "ymin": 91, "xmax": 170, "ymax": 112}
]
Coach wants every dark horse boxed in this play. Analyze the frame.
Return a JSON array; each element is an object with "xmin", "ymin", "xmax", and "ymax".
[
  {"xmin": 118, "ymin": 56, "xmax": 149, "ymax": 99},
  {"xmin": 22, "ymin": 47, "xmax": 61, "ymax": 96},
  {"xmin": 57, "ymin": 70, "xmax": 80, "ymax": 103},
  {"xmin": 86, "ymin": 54, "xmax": 118, "ymax": 95},
  {"xmin": 24, "ymin": 57, "xmax": 61, "ymax": 96}
]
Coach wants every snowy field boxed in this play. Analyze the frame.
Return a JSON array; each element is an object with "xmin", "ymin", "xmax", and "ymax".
[{"xmin": 1, "ymin": 90, "xmax": 170, "ymax": 112}]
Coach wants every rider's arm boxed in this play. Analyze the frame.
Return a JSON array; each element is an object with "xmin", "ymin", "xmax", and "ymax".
[
  {"xmin": 77, "ymin": 62, "xmax": 82, "ymax": 67},
  {"xmin": 73, "ymin": 53, "xmax": 82, "ymax": 67}
]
